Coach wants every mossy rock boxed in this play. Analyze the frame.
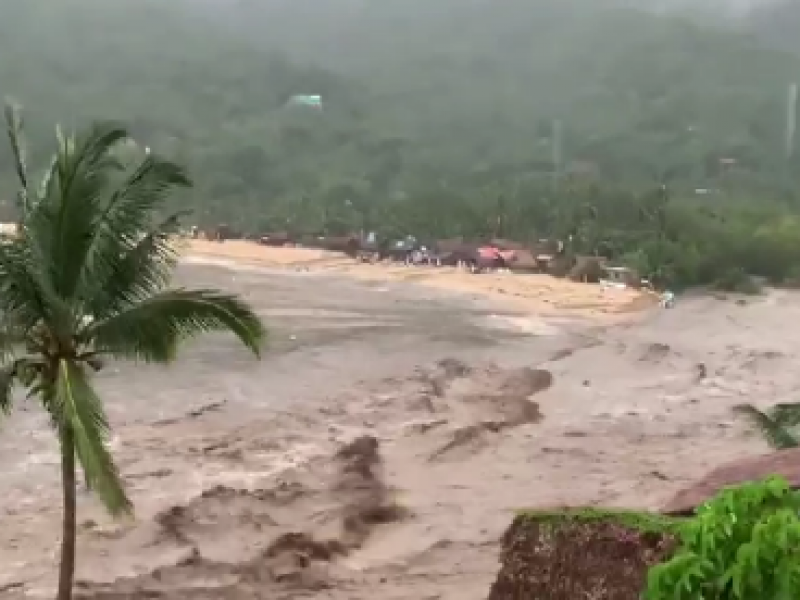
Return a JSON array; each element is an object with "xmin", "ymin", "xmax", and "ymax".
[{"xmin": 487, "ymin": 508, "xmax": 683, "ymax": 600}]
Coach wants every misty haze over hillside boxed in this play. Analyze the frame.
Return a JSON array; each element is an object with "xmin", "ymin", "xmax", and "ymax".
[
  {"xmin": 184, "ymin": 0, "xmax": 800, "ymax": 66},
  {"xmin": 648, "ymin": 0, "xmax": 783, "ymax": 14},
  {"xmin": 2, "ymin": 0, "xmax": 800, "ymax": 226}
]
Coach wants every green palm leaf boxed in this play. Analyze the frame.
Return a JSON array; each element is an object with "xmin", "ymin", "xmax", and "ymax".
[
  {"xmin": 37, "ymin": 154, "xmax": 59, "ymax": 209},
  {"xmin": 25, "ymin": 122, "xmax": 130, "ymax": 300},
  {"xmin": 732, "ymin": 404, "xmax": 800, "ymax": 449},
  {"xmin": 4, "ymin": 99, "xmax": 29, "ymax": 216},
  {"xmin": 77, "ymin": 156, "xmax": 191, "ymax": 313},
  {"xmin": 87, "ymin": 289, "xmax": 266, "ymax": 363},
  {"xmin": 0, "ymin": 235, "xmax": 69, "ymax": 334},
  {"xmin": 51, "ymin": 359, "xmax": 131, "ymax": 515},
  {"xmin": 0, "ymin": 364, "xmax": 16, "ymax": 415},
  {"xmin": 0, "ymin": 311, "xmax": 30, "ymax": 361},
  {"xmin": 84, "ymin": 210, "xmax": 189, "ymax": 319}
]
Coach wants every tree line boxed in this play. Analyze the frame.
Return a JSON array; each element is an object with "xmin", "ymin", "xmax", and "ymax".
[{"xmin": 4, "ymin": 0, "xmax": 800, "ymax": 292}]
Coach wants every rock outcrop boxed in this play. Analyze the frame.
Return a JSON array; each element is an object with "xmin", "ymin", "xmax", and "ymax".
[{"xmin": 487, "ymin": 509, "xmax": 679, "ymax": 600}]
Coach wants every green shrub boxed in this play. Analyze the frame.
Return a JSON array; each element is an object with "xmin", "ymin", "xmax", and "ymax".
[
  {"xmin": 712, "ymin": 267, "xmax": 761, "ymax": 294},
  {"xmin": 645, "ymin": 476, "xmax": 800, "ymax": 599}
]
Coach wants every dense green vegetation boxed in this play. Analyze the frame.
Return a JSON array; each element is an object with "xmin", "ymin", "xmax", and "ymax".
[
  {"xmin": 0, "ymin": 108, "xmax": 265, "ymax": 599},
  {"xmin": 4, "ymin": 0, "xmax": 800, "ymax": 287},
  {"xmin": 647, "ymin": 477, "xmax": 800, "ymax": 599}
]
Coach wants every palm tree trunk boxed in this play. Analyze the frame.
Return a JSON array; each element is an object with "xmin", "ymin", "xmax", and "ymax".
[{"xmin": 57, "ymin": 427, "xmax": 76, "ymax": 600}]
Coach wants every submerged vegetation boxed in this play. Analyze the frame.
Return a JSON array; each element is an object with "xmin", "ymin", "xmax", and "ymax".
[{"xmin": 733, "ymin": 402, "xmax": 800, "ymax": 449}]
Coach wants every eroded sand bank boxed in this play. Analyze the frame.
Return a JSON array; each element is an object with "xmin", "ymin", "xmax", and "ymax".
[{"xmin": 0, "ymin": 245, "xmax": 787, "ymax": 599}]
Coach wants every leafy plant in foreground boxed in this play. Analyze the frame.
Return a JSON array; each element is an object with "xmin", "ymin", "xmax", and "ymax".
[
  {"xmin": 646, "ymin": 476, "xmax": 800, "ymax": 599},
  {"xmin": 0, "ymin": 104, "xmax": 267, "ymax": 600}
]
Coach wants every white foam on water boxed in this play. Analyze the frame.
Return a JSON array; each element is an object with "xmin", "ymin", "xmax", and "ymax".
[
  {"xmin": 181, "ymin": 255, "xmax": 323, "ymax": 277},
  {"xmin": 485, "ymin": 314, "xmax": 559, "ymax": 336}
]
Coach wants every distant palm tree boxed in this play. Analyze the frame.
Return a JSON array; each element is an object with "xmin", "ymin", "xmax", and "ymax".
[
  {"xmin": 0, "ymin": 103, "xmax": 266, "ymax": 600},
  {"xmin": 732, "ymin": 403, "xmax": 800, "ymax": 449}
]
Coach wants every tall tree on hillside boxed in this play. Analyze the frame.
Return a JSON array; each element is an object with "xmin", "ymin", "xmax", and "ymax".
[{"xmin": 0, "ymin": 105, "xmax": 267, "ymax": 600}]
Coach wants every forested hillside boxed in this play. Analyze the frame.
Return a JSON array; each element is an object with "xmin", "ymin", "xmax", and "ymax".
[
  {"xmin": 198, "ymin": 0, "xmax": 800, "ymax": 187},
  {"xmin": 0, "ymin": 0, "xmax": 372, "ymax": 224},
  {"xmin": 4, "ymin": 0, "xmax": 800, "ymax": 287}
]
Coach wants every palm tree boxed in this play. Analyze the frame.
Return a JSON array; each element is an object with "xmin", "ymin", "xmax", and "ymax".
[
  {"xmin": 732, "ymin": 403, "xmax": 800, "ymax": 449},
  {"xmin": 0, "ymin": 105, "xmax": 266, "ymax": 600}
]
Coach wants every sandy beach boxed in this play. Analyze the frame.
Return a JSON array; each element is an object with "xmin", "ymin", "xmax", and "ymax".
[{"xmin": 181, "ymin": 240, "xmax": 656, "ymax": 318}]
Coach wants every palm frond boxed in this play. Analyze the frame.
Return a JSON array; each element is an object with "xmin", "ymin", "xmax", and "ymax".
[
  {"xmin": 100, "ymin": 153, "xmax": 191, "ymax": 233},
  {"xmin": 0, "ymin": 235, "xmax": 68, "ymax": 334},
  {"xmin": 732, "ymin": 403, "xmax": 800, "ymax": 449},
  {"xmin": 0, "ymin": 312, "xmax": 37, "ymax": 365},
  {"xmin": 91, "ymin": 212, "xmax": 188, "ymax": 317},
  {"xmin": 3, "ymin": 99, "xmax": 29, "ymax": 217},
  {"xmin": 36, "ymin": 154, "xmax": 59, "ymax": 206},
  {"xmin": 87, "ymin": 289, "xmax": 266, "ymax": 362},
  {"xmin": 51, "ymin": 359, "xmax": 131, "ymax": 515},
  {"xmin": 0, "ymin": 356, "xmax": 49, "ymax": 413},
  {"xmin": 0, "ymin": 364, "xmax": 16, "ymax": 415},
  {"xmin": 14, "ymin": 356, "xmax": 47, "ymax": 387},
  {"xmin": 76, "ymin": 153, "xmax": 191, "ymax": 312},
  {"xmin": 24, "ymin": 121, "xmax": 130, "ymax": 300},
  {"xmin": 54, "ymin": 121, "xmax": 127, "ymax": 195},
  {"xmin": 79, "ymin": 205, "xmax": 191, "ymax": 319}
]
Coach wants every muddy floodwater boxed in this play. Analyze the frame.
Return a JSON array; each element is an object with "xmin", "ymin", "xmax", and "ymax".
[{"xmin": 0, "ymin": 260, "xmax": 794, "ymax": 599}]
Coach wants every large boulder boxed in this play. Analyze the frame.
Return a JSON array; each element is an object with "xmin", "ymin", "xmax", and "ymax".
[
  {"xmin": 661, "ymin": 447, "xmax": 800, "ymax": 515},
  {"xmin": 487, "ymin": 509, "xmax": 680, "ymax": 600}
]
